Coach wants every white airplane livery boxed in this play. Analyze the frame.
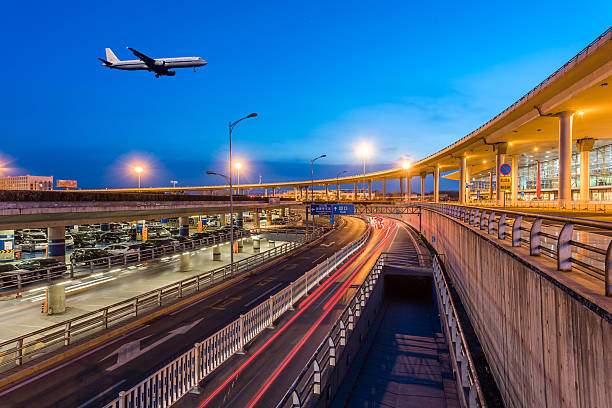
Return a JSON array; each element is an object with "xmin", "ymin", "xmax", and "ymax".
[{"xmin": 99, "ymin": 47, "xmax": 207, "ymax": 78}]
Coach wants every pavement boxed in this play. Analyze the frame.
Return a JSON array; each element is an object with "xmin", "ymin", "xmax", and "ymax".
[
  {"xmin": 0, "ymin": 237, "xmax": 291, "ymax": 343},
  {"xmin": 0, "ymin": 217, "xmax": 366, "ymax": 408}
]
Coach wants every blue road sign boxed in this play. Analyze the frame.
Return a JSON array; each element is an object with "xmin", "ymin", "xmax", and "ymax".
[
  {"xmin": 330, "ymin": 214, "xmax": 334, "ymax": 224},
  {"xmin": 332, "ymin": 204, "xmax": 355, "ymax": 215},
  {"xmin": 500, "ymin": 163, "xmax": 512, "ymax": 176},
  {"xmin": 310, "ymin": 203, "xmax": 333, "ymax": 215}
]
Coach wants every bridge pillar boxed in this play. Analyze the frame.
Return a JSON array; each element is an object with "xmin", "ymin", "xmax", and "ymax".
[
  {"xmin": 272, "ymin": 187, "xmax": 275, "ymax": 197},
  {"xmin": 253, "ymin": 211, "xmax": 260, "ymax": 228},
  {"xmin": 180, "ymin": 252, "xmax": 190, "ymax": 271},
  {"xmin": 382, "ymin": 179, "xmax": 386, "ymax": 199},
  {"xmin": 100, "ymin": 223, "xmax": 110, "ymax": 232},
  {"xmin": 253, "ymin": 238, "xmax": 260, "ymax": 253},
  {"xmin": 511, "ymin": 155, "xmax": 519, "ymax": 204},
  {"xmin": 399, "ymin": 177, "xmax": 404, "ymax": 198},
  {"xmin": 213, "ymin": 244, "xmax": 221, "ymax": 261},
  {"xmin": 489, "ymin": 171, "xmax": 494, "ymax": 201},
  {"xmin": 558, "ymin": 111, "xmax": 574, "ymax": 207},
  {"xmin": 336, "ymin": 183, "xmax": 340, "ymax": 200},
  {"xmin": 368, "ymin": 180, "xmax": 372, "ymax": 200},
  {"xmin": 294, "ymin": 187, "xmax": 298, "ymax": 201},
  {"xmin": 325, "ymin": 185, "xmax": 329, "ymax": 201},
  {"xmin": 353, "ymin": 182, "xmax": 357, "ymax": 200},
  {"xmin": 407, "ymin": 176, "xmax": 411, "ymax": 202},
  {"xmin": 0, "ymin": 230, "xmax": 15, "ymax": 262},
  {"xmin": 459, "ymin": 157, "xmax": 466, "ymax": 204},
  {"xmin": 434, "ymin": 167, "xmax": 440, "ymax": 203},
  {"xmin": 47, "ymin": 226, "xmax": 66, "ymax": 262},
  {"xmin": 264, "ymin": 188, "xmax": 268, "ymax": 198},
  {"xmin": 179, "ymin": 217, "xmax": 190, "ymax": 236},
  {"xmin": 420, "ymin": 172, "xmax": 426, "ymax": 202},
  {"xmin": 496, "ymin": 143, "xmax": 508, "ymax": 205},
  {"xmin": 577, "ymin": 138, "xmax": 595, "ymax": 203}
]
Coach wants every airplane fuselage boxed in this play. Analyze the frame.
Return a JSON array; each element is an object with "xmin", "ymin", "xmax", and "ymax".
[{"xmin": 109, "ymin": 57, "xmax": 207, "ymax": 71}]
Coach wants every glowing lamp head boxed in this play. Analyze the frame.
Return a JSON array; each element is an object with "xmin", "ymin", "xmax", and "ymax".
[
  {"xmin": 235, "ymin": 162, "xmax": 243, "ymax": 170},
  {"xmin": 402, "ymin": 161, "xmax": 410, "ymax": 170},
  {"xmin": 134, "ymin": 166, "xmax": 144, "ymax": 174},
  {"xmin": 358, "ymin": 145, "xmax": 372, "ymax": 157}
]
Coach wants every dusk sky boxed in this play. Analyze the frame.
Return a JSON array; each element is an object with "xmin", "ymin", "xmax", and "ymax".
[{"xmin": 2, "ymin": 1, "xmax": 611, "ymax": 191}]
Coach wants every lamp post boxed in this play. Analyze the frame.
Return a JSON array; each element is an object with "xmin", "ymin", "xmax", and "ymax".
[
  {"xmin": 227, "ymin": 113, "xmax": 257, "ymax": 275},
  {"xmin": 134, "ymin": 166, "xmax": 143, "ymax": 189},
  {"xmin": 309, "ymin": 154, "xmax": 326, "ymax": 238},
  {"xmin": 336, "ymin": 170, "xmax": 347, "ymax": 203},
  {"xmin": 170, "ymin": 180, "xmax": 178, "ymax": 188},
  {"xmin": 402, "ymin": 161, "xmax": 410, "ymax": 202},
  {"xmin": 235, "ymin": 162, "xmax": 243, "ymax": 192},
  {"xmin": 358, "ymin": 145, "xmax": 371, "ymax": 199}
]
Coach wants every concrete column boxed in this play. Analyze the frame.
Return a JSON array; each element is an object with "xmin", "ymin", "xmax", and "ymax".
[
  {"xmin": 382, "ymin": 179, "xmax": 386, "ymax": 199},
  {"xmin": 47, "ymin": 226, "xmax": 66, "ymax": 262},
  {"xmin": 100, "ymin": 223, "xmax": 110, "ymax": 232},
  {"xmin": 136, "ymin": 220, "xmax": 145, "ymax": 241},
  {"xmin": 269, "ymin": 240, "xmax": 276, "ymax": 248},
  {"xmin": 219, "ymin": 214, "xmax": 227, "ymax": 226},
  {"xmin": 536, "ymin": 161, "xmax": 542, "ymax": 198},
  {"xmin": 489, "ymin": 172, "xmax": 493, "ymax": 201},
  {"xmin": 294, "ymin": 187, "xmax": 298, "ymax": 201},
  {"xmin": 180, "ymin": 253, "xmax": 190, "ymax": 271},
  {"xmin": 161, "ymin": 218, "xmax": 168, "ymax": 225},
  {"xmin": 459, "ymin": 157, "xmax": 466, "ymax": 204},
  {"xmin": 353, "ymin": 182, "xmax": 357, "ymax": 200},
  {"xmin": 253, "ymin": 238, "xmax": 260, "ymax": 253},
  {"xmin": 213, "ymin": 244, "xmax": 221, "ymax": 261},
  {"xmin": 46, "ymin": 285, "xmax": 66, "ymax": 314},
  {"xmin": 511, "ymin": 155, "xmax": 518, "ymax": 204},
  {"xmin": 253, "ymin": 211, "xmax": 260, "ymax": 228},
  {"xmin": 368, "ymin": 180, "xmax": 372, "ymax": 200},
  {"xmin": 407, "ymin": 176, "xmax": 411, "ymax": 202},
  {"xmin": 466, "ymin": 165, "xmax": 472, "ymax": 202},
  {"xmin": 325, "ymin": 185, "xmax": 329, "ymax": 201},
  {"xmin": 434, "ymin": 167, "xmax": 440, "ymax": 203},
  {"xmin": 237, "ymin": 238, "xmax": 243, "ymax": 253},
  {"xmin": 558, "ymin": 111, "xmax": 574, "ymax": 207},
  {"xmin": 399, "ymin": 177, "xmax": 404, "ymax": 197},
  {"xmin": 336, "ymin": 184, "xmax": 340, "ymax": 200},
  {"xmin": 70, "ymin": 225, "xmax": 78, "ymax": 232},
  {"xmin": 0, "ymin": 230, "xmax": 15, "ymax": 262},
  {"xmin": 264, "ymin": 188, "xmax": 268, "ymax": 198},
  {"xmin": 495, "ymin": 144, "xmax": 507, "ymax": 204},
  {"xmin": 577, "ymin": 138, "xmax": 595, "ymax": 203},
  {"xmin": 272, "ymin": 187, "xmax": 275, "ymax": 197},
  {"xmin": 179, "ymin": 217, "xmax": 190, "ymax": 236},
  {"xmin": 420, "ymin": 172, "xmax": 426, "ymax": 202},
  {"xmin": 236, "ymin": 212, "xmax": 244, "ymax": 228}
]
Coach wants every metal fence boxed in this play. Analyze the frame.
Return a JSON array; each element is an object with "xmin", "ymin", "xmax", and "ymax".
[
  {"xmin": 276, "ymin": 252, "xmax": 387, "ymax": 408},
  {"xmin": 0, "ymin": 228, "xmax": 310, "ymax": 295},
  {"xmin": 101, "ymin": 224, "xmax": 370, "ymax": 408},
  {"xmin": 424, "ymin": 203, "xmax": 612, "ymax": 297},
  {"xmin": 433, "ymin": 254, "xmax": 486, "ymax": 408},
  {"xmin": 0, "ymin": 228, "xmax": 323, "ymax": 372}
]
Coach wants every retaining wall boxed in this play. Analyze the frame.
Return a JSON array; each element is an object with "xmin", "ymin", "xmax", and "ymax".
[{"xmin": 399, "ymin": 210, "xmax": 611, "ymax": 408}]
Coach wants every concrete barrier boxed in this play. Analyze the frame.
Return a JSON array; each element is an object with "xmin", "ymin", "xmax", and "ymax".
[{"xmin": 398, "ymin": 210, "xmax": 611, "ymax": 407}]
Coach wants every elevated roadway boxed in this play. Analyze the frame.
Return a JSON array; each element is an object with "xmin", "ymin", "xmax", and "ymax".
[{"xmin": 0, "ymin": 217, "xmax": 367, "ymax": 408}]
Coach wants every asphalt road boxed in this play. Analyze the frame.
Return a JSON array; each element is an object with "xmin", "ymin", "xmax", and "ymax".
[
  {"xmin": 0, "ymin": 217, "xmax": 367, "ymax": 408},
  {"xmin": 173, "ymin": 217, "xmax": 414, "ymax": 408}
]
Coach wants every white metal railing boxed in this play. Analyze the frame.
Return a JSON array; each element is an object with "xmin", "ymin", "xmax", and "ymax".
[
  {"xmin": 0, "ymin": 228, "xmax": 324, "ymax": 372},
  {"xmin": 423, "ymin": 203, "xmax": 612, "ymax": 297},
  {"xmin": 432, "ymin": 254, "xmax": 486, "ymax": 408},
  {"xmin": 100, "ymin": 224, "xmax": 370, "ymax": 408}
]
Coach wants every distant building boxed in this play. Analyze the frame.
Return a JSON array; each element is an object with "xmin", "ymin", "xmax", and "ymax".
[{"xmin": 0, "ymin": 175, "xmax": 54, "ymax": 191}]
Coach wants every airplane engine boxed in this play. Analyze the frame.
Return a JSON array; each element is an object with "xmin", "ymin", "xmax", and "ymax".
[
  {"xmin": 154, "ymin": 60, "xmax": 165, "ymax": 66},
  {"xmin": 166, "ymin": 70, "xmax": 176, "ymax": 76}
]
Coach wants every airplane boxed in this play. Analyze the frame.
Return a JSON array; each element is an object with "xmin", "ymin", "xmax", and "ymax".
[{"xmin": 99, "ymin": 47, "xmax": 207, "ymax": 78}]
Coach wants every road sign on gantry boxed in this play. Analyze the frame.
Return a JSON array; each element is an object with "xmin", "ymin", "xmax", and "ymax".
[
  {"xmin": 310, "ymin": 203, "xmax": 333, "ymax": 215},
  {"xmin": 333, "ymin": 204, "xmax": 355, "ymax": 215},
  {"xmin": 500, "ymin": 163, "xmax": 512, "ymax": 176}
]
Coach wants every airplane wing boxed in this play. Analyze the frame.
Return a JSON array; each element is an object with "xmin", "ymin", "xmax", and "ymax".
[{"xmin": 127, "ymin": 47, "xmax": 156, "ymax": 68}]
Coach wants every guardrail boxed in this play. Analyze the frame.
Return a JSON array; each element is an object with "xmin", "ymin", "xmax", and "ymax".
[
  {"xmin": 424, "ymin": 203, "xmax": 612, "ymax": 297},
  {"xmin": 276, "ymin": 252, "xmax": 387, "ymax": 408},
  {"xmin": 0, "ymin": 228, "xmax": 310, "ymax": 295},
  {"xmin": 433, "ymin": 254, "xmax": 486, "ymax": 408},
  {"xmin": 0, "ymin": 228, "xmax": 325, "ymax": 372},
  {"xmin": 101, "ymin": 223, "xmax": 370, "ymax": 408},
  {"xmin": 455, "ymin": 199, "xmax": 612, "ymax": 212}
]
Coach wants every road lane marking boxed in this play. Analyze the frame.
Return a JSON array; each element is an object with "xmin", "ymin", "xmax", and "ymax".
[{"xmin": 243, "ymin": 283, "xmax": 284, "ymax": 308}]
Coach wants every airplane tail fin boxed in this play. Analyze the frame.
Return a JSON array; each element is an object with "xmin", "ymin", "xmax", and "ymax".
[{"xmin": 105, "ymin": 48, "xmax": 120, "ymax": 63}]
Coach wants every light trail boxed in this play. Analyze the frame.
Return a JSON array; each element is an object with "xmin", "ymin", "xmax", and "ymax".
[
  {"xmin": 245, "ymin": 222, "xmax": 396, "ymax": 408},
  {"xmin": 197, "ymin": 226, "xmax": 383, "ymax": 408}
]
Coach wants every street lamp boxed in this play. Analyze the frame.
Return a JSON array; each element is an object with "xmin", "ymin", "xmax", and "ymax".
[
  {"xmin": 171, "ymin": 180, "xmax": 178, "ymax": 188},
  {"xmin": 402, "ymin": 161, "xmax": 410, "ymax": 202},
  {"xmin": 234, "ymin": 162, "xmax": 243, "ymax": 192},
  {"xmin": 227, "ymin": 113, "xmax": 257, "ymax": 275},
  {"xmin": 358, "ymin": 145, "xmax": 371, "ymax": 199},
  {"xmin": 134, "ymin": 166, "xmax": 144, "ymax": 189},
  {"xmin": 309, "ymin": 154, "xmax": 326, "ymax": 238},
  {"xmin": 336, "ymin": 170, "xmax": 347, "ymax": 202}
]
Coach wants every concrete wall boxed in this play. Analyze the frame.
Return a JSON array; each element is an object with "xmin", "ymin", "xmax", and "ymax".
[{"xmin": 399, "ymin": 210, "xmax": 611, "ymax": 408}]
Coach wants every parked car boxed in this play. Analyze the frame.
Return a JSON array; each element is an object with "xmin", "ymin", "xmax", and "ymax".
[
  {"xmin": 147, "ymin": 238, "xmax": 180, "ymax": 248},
  {"xmin": 104, "ymin": 243, "xmax": 140, "ymax": 255},
  {"xmin": 99, "ymin": 231, "xmax": 131, "ymax": 244},
  {"xmin": 18, "ymin": 258, "xmax": 67, "ymax": 278},
  {"xmin": 71, "ymin": 248, "xmax": 114, "ymax": 263},
  {"xmin": 173, "ymin": 235, "xmax": 193, "ymax": 243},
  {"xmin": 0, "ymin": 263, "xmax": 31, "ymax": 288},
  {"xmin": 21, "ymin": 238, "xmax": 48, "ymax": 252},
  {"xmin": 65, "ymin": 234, "xmax": 74, "ymax": 248},
  {"xmin": 72, "ymin": 232, "xmax": 97, "ymax": 248},
  {"xmin": 146, "ymin": 227, "xmax": 172, "ymax": 239}
]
